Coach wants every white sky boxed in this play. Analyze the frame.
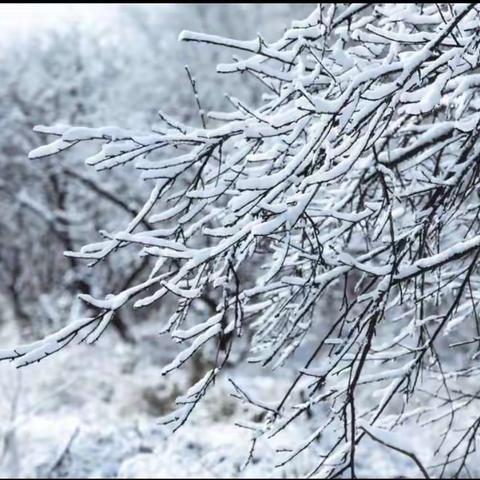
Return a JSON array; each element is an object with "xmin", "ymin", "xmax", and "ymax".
[{"xmin": 0, "ymin": 4, "xmax": 118, "ymax": 41}]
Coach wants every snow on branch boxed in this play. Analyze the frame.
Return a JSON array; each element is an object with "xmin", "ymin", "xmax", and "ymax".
[{"xmin": 4, "ymin": 3, "xmax": 480, "ymax": 476}]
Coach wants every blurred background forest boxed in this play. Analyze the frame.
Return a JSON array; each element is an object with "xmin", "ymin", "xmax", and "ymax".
[{"xmin": 2, "ymin": 4, "xmax": 473, "ymax": 478}]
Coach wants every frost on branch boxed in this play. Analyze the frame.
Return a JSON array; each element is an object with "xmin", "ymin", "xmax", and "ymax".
[{"xmin": 5, "ymin": 3, "xmax": 480, "ymax": 476}]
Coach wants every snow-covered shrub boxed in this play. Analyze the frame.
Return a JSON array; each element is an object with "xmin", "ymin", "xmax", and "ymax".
[{"xmin": 2, "ymin": 3, "xmax": 480, "ymax": 477}]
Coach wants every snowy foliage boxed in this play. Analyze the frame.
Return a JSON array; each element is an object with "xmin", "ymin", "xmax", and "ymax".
[{"xmin": 3, "ymin": 3, "xmax": 480, "ymax": 477}]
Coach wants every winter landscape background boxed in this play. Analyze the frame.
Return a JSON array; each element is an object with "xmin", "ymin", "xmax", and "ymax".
[{"xmin": 1, "ymin": 3, "xmax": 480, "ymax": 478}]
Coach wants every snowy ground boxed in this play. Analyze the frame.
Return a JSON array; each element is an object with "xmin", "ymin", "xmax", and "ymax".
[
  {"xmin": 0, "ymin": 321, "xmax": 314, "ymax": 478},
  {"xmin": 0, "ymin": 318, "xmax": 442, "ymax": 479}
]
